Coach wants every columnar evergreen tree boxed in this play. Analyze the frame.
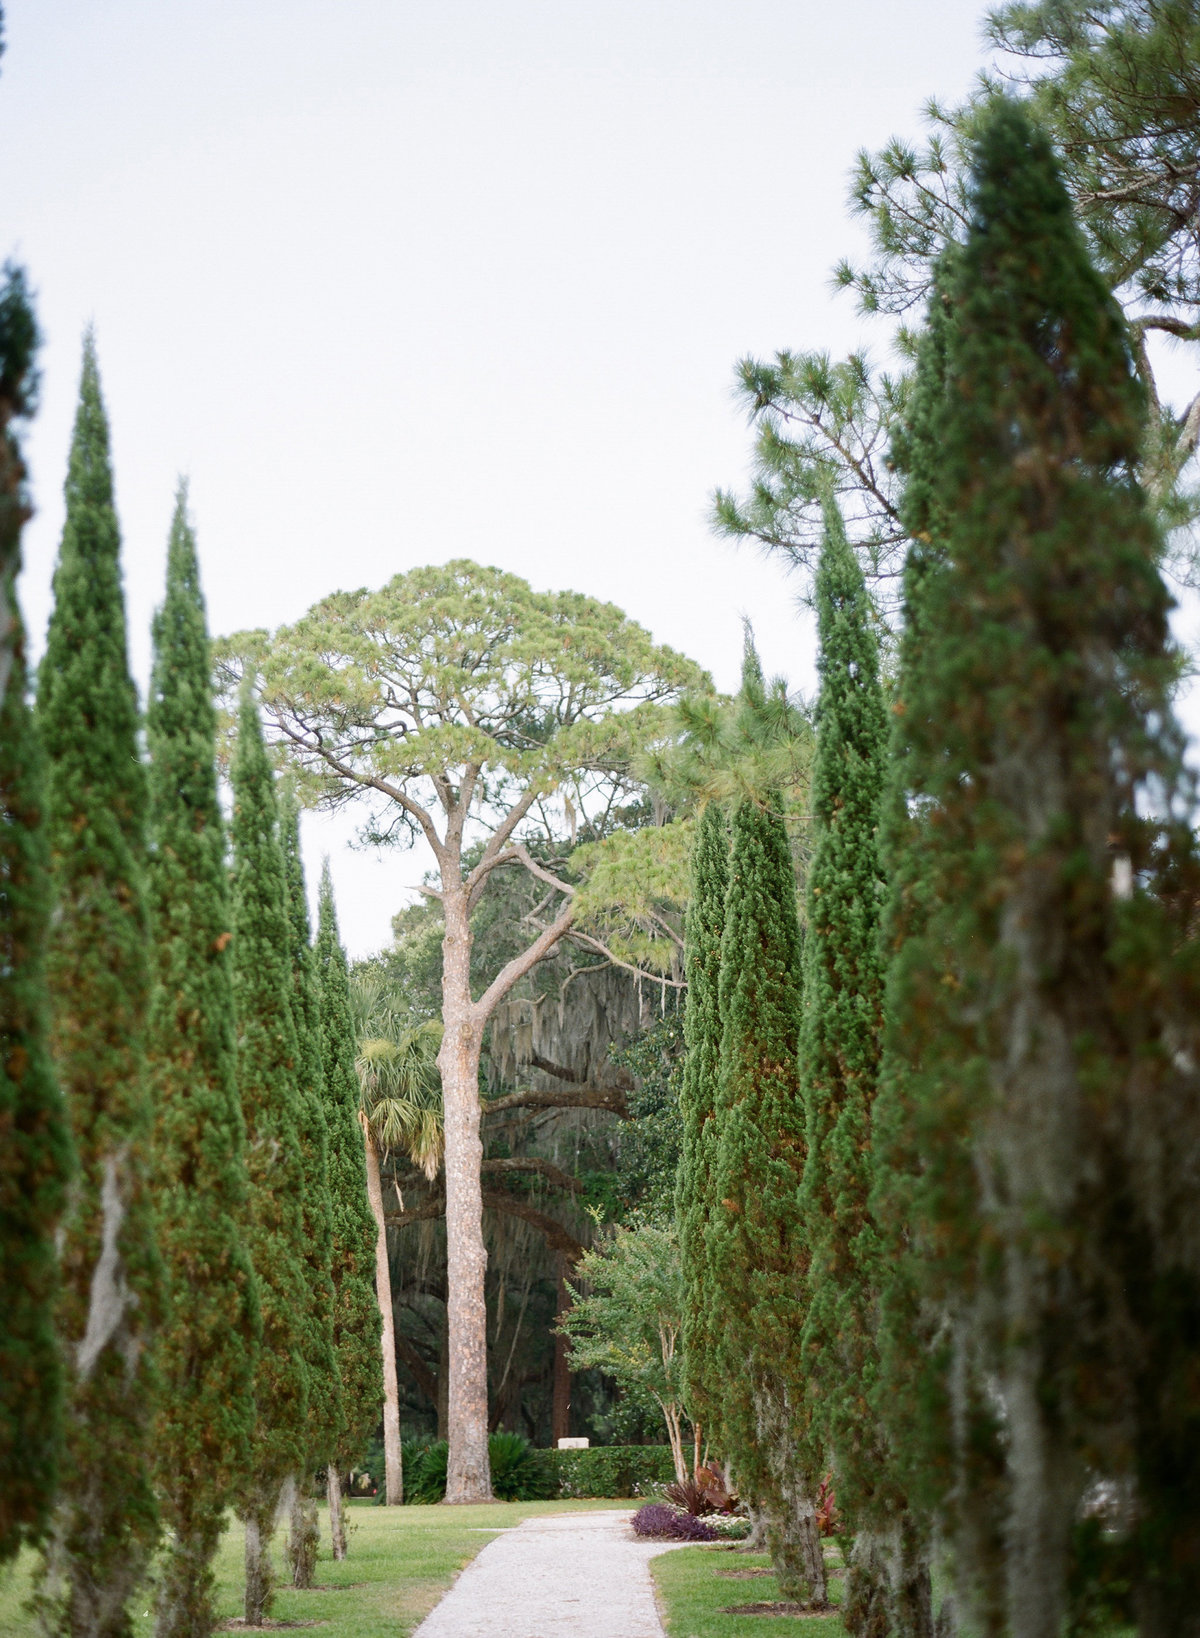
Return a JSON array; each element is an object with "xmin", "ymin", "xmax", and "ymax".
[
  {"xmin": 147, "ymin": 486, "xmax": 261, "ymax": 1638},
  {"xmin": 230, "ymin": 688, "xmax": 310, "ymax": 1625},
  {"xmin": 874, "ymin": 99, "xmax": 1200, "ymax": 1638},
  {"xmin": 0, "ymin": 266, "xmax": 72, "ymax": 1566},
  {"xmin": 705, "ymin": 644, "xmax": 825, "ymax": 1606},
  {"xmin": 35, "ymin": 333, "xmax": 164, "ymax": 1636},
  {"xmin": 314, "ymin": 864, "xmax": 381, "ymax": 1558},
  {"xmin": 675, "ymin": 801, "xmax": 728, "ymax": 1443},
  {"xmin": 795, "ymin": 503, "xmax": 926, "ymax": 1636},
  {"xmin": 278, "ymin": 795, "xmax": 341, "ymax": 1587}
]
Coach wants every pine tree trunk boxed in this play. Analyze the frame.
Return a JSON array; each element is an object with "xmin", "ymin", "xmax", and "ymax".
[
  {"xmin": 438, "ymin": 888, "xmax": 493, "ymax": 1504},
  {"xmin": 360, "ymin": 1115, "xmax": 403, "ymax": 1505},
  {"xmin": 285, "ymin": 1476, "xmax": 319, "ymax": 1589},
  {"xmin": 326, "ymin": 1469, "xmax": 347, "ymax": 1562},
  {"xmin": 243, "ymin": 1509, "xmax": 274, "ymax": 1627}
]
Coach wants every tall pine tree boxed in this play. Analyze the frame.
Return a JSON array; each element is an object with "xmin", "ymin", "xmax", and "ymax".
[
  {"xmin": 35, "ymin": 333, "xmax": 163, "ymax": 1637},
  {"xmin": 0, "ymin": 266, "xmax": 72, "ymax": 1565},
  {"xmin": 314, "ymin": 863, "xmax": 380, "ymax": 1560},
  {"xmin": 147, "ymin": 486, "xmax": 260, "ymax": 1638},
  {"xmin": 705, "ymin": 643, "xmax": 825, "ymax": 1606},
  {"xmin": 230, "ymin": 687, "xmax": 309, "ymax": 1625},
  {"xmin": 675, "ymin": 801, "xmax": 728, "ymax": 1447},
  {"xmin": 875, "ymin": 99, "xmax": 1200, "ymax": 1638},
  {"xmin": 278, "ymin": 794, "xmax": 341, "ymax": 1587}
]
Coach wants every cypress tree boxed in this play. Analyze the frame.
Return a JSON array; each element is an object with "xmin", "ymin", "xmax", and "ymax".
[
  {"xmin": 35, "ymin": 332, "xmax": 164, "ymax": 1635},
  {"xmin": 0, "ymin": 266, "xmax": 72, "ymax": 1565},
  {"xmin": 314, "ymin": 863, "xmax": 380, "ymax": 1560},
  {"xmin": 278, "ymin": 794, "xmax": 341, "ymax": 1587},
  {"xmin": 147, "ymin": 486, "xmax": 260, "ymax": 1638},
  {"xmin": 796, "ymin": 501, "xmax": 914, "ymax": 1634},
  {"xmin": 230, "ymin": 687, "xmax": 309, "ymax": 1625},
  {"xmin": 875, "ymin": 99, "xmax": 1200, "ymax": 1638},
  {"xmin": 705, "ymin": 643, "xmax": 825, "ymax": 1606},
  {"xmin": 675, "ymin": 801, "xmax": 728, "ymax": 1445}
]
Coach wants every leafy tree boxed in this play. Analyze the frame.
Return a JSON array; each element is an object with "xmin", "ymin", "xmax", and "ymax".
[
  {"xmin": 559, "ymin": 1222, "xmax": 690, "ymax": 1481},
  {"xmin": 147, "ymin": 487, "xmax": 260, "ymax": 1638},
  {"xmin": 705, "ymin": 644, "xmax": 825, "ymax": 1607},
  {"xmin": 35, "ymin": 333, "xmax": 164, "ymax": 1637},
  {"xmin": 219, "ymin": 560, "xmax": 700, "ymax": 1501},
  {"xmin": 716, "ymin": 0, "xmax": 1200, "ymax": 596},
  {"xmin": 675, "ymin": 802, "xmax": 728, "ymax": 1448},
  {"xmin": 229, "ymin": 687, "xmax": 309, "ymax": 1625},
  {"xmin": 314, "ymin": 865, "xmax": 380, "ymax": 1558},
  {"xmin": 874, "ymin": 99, "xmax": 1200, "ymax": 1638},
  {"xmin": 278, "ymin": 796, "xmax": 342, "ymax": 1588},
  {"xmin": 795, "ymin": 503, "xmax": 913, "ymax": 1635},
  {"xmin": 0, "ymin": 266, "xmax": 72, "ymax": 1567}
]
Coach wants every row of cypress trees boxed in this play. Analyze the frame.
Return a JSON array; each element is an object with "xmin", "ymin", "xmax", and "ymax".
[
  {"xmin": 677, "ymin": 97, "xmax": 1200, "ymax": 1638},
  {"xmin": 1, "ymin": 324, "xmax": 380, "ymax": 1638}
]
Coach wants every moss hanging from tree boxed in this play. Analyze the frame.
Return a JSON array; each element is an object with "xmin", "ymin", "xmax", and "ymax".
[
  {"xmin": 279, "ymin": 794, "xmax": 341, "ymax": 1586},
  {"xmin": 705, "ymin": 642, "xmax": 825, "ymax": 1606},
  {"xmin": 0, "ymin": 266, "xmax": 72, "ymax": 1567},
  {"xmin": 676, "ymin": 801, "xmax": 727, "ymax": 1445},
  {"xmin": 315, "ymin": 863, "xmax": 381, "ymax": 1558},
  {"xmin": 35, "ymin": 333, "xmax": 164, "ymax": 1636},
  {"xmin": 147, "ymin": 486, "xmax": 261, "ymax": 1638},
  {"xmin": 230, "ymin": 688, "xmax": 309, "ymax": 1625},
  {"xmin": 874, "ymin": 98, "xmax": 1200, "ymax": 1638}
]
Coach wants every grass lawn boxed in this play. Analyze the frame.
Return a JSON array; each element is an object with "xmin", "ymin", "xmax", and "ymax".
[
  {"xmin": 652, "ymin": 1541, "xmax": 848, "ymax": 1638},
  {"xmin": 0, "ymin": 1497, "xmax": 622, "ymax": 1638}
]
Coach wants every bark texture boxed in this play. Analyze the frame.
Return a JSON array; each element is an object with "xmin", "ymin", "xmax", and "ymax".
[{"xmin": 361, "ymin": 1115, "xmax": 403, "ymax": 1505}]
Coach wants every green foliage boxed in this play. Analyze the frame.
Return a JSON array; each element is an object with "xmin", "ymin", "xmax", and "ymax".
[
  {"xmin": 280, "ymin": 794, "xmax": 343, "ymax": 1473},
  {"xmin": 35, "ymin": 333, "xmax": 164, "ymax": 1630},
  {"xmin": 146, "ymin": 487, "xmax": 261, "ymax": 1638},
  {"xmin": 796, "ymin": 502, "xmax": 888, "ymax": 1523},
  {"xmin": 229, "ymin": 687, "xmax": 310, "ymax": 1534},
  {"xmin": 543, "ymin": 1444, "xmax": 676, "ymax": 1499},
  {"xmin": 675, "ymin": 801, "xmax": 727, "ymax": 1438},
  {"xmin": 315, "ymin": 866, "xmax": 381, "ymax": 1471},
  {"xmin": 705, "ymin": 652, "xmax": 808, "ymax": 1493},
  {"xmin": 400, "ymin": 1434, "xmax": 554, "ymax": 1503},
  {"xmin": 608, "ymin": 1013, "xmax": 685, "ymax": 1219},
  {"xmin": 874, "ymin": 99, "xmax": 1200, "ymax": 1635},
  {"xmin": 0, "ymin": 266, "xmax": 71, "ymax": 1567},
  {"xmin": 559, "ymin": 1223, "xmax": 687, "ymax": 1440}
]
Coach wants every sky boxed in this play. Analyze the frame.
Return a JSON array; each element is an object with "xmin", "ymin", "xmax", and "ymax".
[{"xmin": 3, "ymin": 2, "xmax": 995, "ymax": 954}]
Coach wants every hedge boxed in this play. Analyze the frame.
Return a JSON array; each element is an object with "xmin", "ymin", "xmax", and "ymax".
[{"xmin": 541, "ymin": 1445, "xmax": 676, "ymax": 1498}]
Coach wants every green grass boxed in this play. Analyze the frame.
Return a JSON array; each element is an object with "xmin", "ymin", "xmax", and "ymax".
[
  {"xmin": 0, "ymin": 1497, "xmax": 623, "ymax": 1637},
  {"xmin": 652, "ymin": 1541, "xmax": 849, "ymax": 1638}
]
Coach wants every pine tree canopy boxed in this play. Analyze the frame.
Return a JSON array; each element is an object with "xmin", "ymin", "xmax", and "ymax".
[
  {"xmin": 230, "ymin": 684, "xmax": 310, "ymax": 1516},
  {"xmin": 279, "ymin": 792, "xmax": 343, "ymax": 1472},
  {"xmin": 315, "ymin": 863, "xmax": 381, "ymax": 1470},
  {"xmin": 147, "ymin": 484, "xmax": 260, "ymax": 1638},
  {"xmin": 36, "ymin": 330, "xmax": 164, "ymax": 1626},
  {"xmin": 874, "ymin": 97, "xmax": 1200, "ymax": 1637},
  {"xmin": 0, "ymin": 265, "xmax": 72, "ymax": 1566}
]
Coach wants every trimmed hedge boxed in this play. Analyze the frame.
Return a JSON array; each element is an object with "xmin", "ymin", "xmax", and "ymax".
[{"xmin": 542, "ymin": 1445, "xmax": 676, "ymax": 1499}]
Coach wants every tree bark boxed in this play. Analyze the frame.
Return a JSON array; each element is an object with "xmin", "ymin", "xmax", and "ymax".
[
  {"xmin": 767, "ymin": 1506, "xmax": 828, "ymax": 1609},
  {"xmin": 285, "ymin": 1475, "xmax": 319, "ymax": 1589},
  {"xmin": 552, "ymin": 1254, "xmax": 572, "ymax": 1446},
  {"xmin": 243, "ymin": 1511, "xmax": 273, "ymax": 1627},
  {"xmin": 437, "ymin": 886, "xmax": 494, "ymax": 1502},
  {"xmin": 360, "ymin": 1114, "xmax": 403, "ymax": 1505},
  {"xmin": 326, "ymin": 1467, "xmax": 347, "ymax": 1562}
]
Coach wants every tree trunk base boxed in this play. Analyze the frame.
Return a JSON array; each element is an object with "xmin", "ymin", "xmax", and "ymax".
[
  {"xmin": 766, "ymin": 1507, "xmax": 828, "ymax": 1607},
  {"xmin": 285, "ymin": 1477, "xmax": 319, "ymax": 1589},
  {"xmin": 243, "ymin": 1511, "xmax": 275, "ymax": 1627}
]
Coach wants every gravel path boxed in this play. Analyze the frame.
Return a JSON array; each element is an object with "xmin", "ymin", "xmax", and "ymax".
[{"xmin": 412, "ymin": 1508, "xmax": 689, "ymax": 1638}]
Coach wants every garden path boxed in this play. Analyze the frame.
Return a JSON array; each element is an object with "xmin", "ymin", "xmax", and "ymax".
[{"xmin": 411, "ymin": 1507, "xmax": 688, "ymax": 1638}]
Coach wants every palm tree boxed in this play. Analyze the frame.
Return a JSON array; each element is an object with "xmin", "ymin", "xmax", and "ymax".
[{"xmin": 350, "ymin": 974, "xmax": 443, "ymax": 1505}]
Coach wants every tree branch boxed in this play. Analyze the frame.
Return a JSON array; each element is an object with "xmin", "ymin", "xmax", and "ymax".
[
  {"xmin": 483, "ymin": 1157, "xmax": 584, "ymax": 1194},
  {"xmin": 481, "ymin": 1189, "xmax": 586, "ymax": 1263},
  {"xmin": 483, "ymin": 1085, "xmax": 630, "ymax": 1119},
  {"xmin": 472, "ymin": 896, "xmax": 577, "ymax": 1026}
]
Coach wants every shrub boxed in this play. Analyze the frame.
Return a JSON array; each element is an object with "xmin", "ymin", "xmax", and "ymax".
[
  {"xmin": 489, "ymin": 1433, "xmax": 554, "ymax": 1502},
  {"xmin": 542, "ymin": 1445, "xmax": 676, "ymax": 1499},
  {"xmin": 632, "ymin": 1503, "xmax": 720, "ymax": 1541},
  {"xmin": 403, "ymin": 1440, "xmax": 448, "ymax": 1505},
  {"xmin": 661, "ymin": 1476, "xmax": 715, "ymax": 1515}
]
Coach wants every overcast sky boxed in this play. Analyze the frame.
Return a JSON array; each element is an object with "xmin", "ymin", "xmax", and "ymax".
[{"xmin": 3, "ymin": 3, "xmax": 999, "ymax": 954}]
